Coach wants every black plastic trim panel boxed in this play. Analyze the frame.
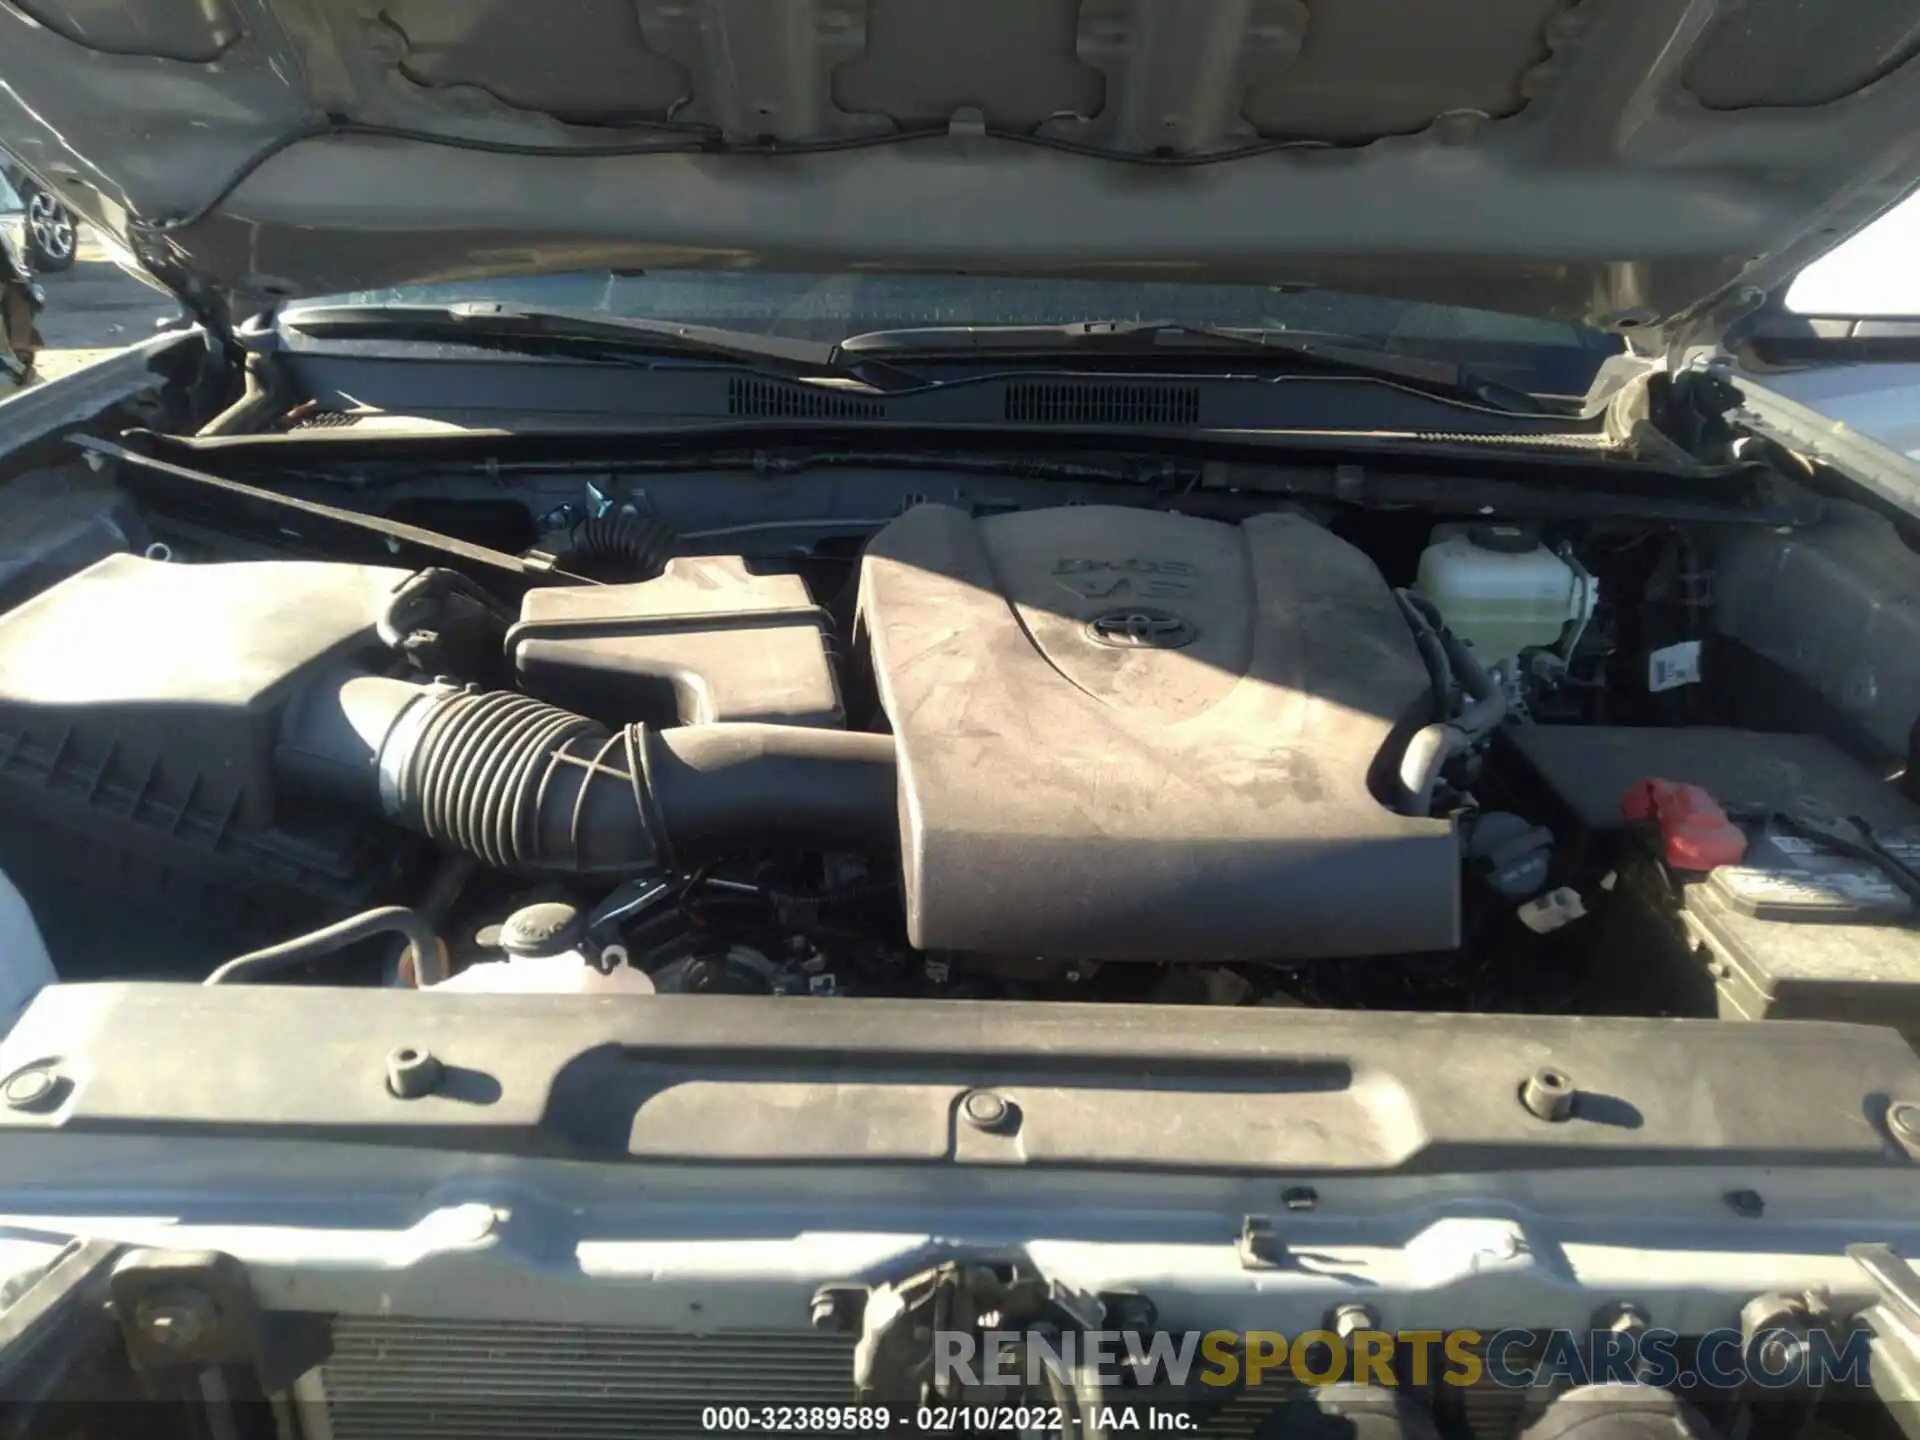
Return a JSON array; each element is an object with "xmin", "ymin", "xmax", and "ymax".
[{"xmin": 2, "ymin": 986, "xmax": 1915, "ymax": 1173}]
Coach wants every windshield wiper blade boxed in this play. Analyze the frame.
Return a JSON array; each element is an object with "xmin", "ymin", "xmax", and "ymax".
[
  {"xmin": 278, "ymin": 302, "xmax": 926, "ymax": 392},
  {"xmin": 836, "ymin": 319, "xmax": 1549, "ymax": 414}
]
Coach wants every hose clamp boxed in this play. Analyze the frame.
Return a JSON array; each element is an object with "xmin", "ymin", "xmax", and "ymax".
[{"xmin": 376, "ymin": 684, "xmax": 455, "ymax": 817}]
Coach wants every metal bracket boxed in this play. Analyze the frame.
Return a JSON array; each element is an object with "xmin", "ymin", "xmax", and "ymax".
[
  {"xmin": 854, "ymin": 1261, "xmax": 1030, "ymax": 1405},
  {"xmin": 0, "ymin": 1240, "xmax": 122, "ymax": 1403},
  {"xmin": 109, "ymin": 1249, "xmax": 329, "ymax": 1390},
  {"xmin": 1237, "ymin": 1214, "xmax": 1286, "ymax": 1269},
  {"xmin": 1854, "ymin": 1244, "xmax": 1920, "ymax": 1325},
  {"xmin": 851, "ymin": 1259, "xmax": 1111, "ymax": 1407},
  {"xmin": 809, "ymin": 1284, "xmax": 869, "ymax": 1334},
  {"xmin": 1851, "ymin": 1243, "xmax": 1920, "ymax": 1433}
]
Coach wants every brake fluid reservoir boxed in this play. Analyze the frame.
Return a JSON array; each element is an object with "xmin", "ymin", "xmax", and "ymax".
[{"xmin": 1414, "ymin": 524, "xmax": 1595, "ymax": 664}]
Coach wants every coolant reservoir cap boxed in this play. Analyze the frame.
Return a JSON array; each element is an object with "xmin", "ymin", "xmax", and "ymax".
[
  {"xmin": 1465, "ymin": 524, "xmax": 1540, "ymax": 554},
  {"xmin": 500, "ymin": 900, "xmax": 586, "ymax": 958}
]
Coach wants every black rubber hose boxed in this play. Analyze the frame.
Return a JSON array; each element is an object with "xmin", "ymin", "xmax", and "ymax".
[
  {"xmin": 206, "ymin": 906, "xmax": 448, "ymax": 987},
  {"xmin": 397, "ymin": 689, "xmax": 666, "ymax": 875},
  {"xmin": 1394, "ymin": 590, "xmax": 1454, "ymax": 722},
  {"xmin": 376, "ymin": 567, "xmax": 515, "ymax": 650},
  {"xmin": 377, "ymin": 687, "xmax": 898, "ymax": 876},
  {"xmin": 648, "ymin": 724, "xmax": 899, "ymax": 856},
  {"xmin": 385, "ymin": 853, "xmax": 478, "ymax": 987},
  {"xmin": 1394, "ymin": 592, "xmax": 1508, "ymax": 814},
  {"xmin": 1438, "ymin": 619, "xmax": 1507, "ymax": 737},
  {"xmin": 554, "ymin": 511, "xmax": 676, "ymax": 580}
]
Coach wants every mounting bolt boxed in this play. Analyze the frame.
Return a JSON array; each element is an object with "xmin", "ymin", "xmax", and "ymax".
[
  {"xmin": 1757, "ymin": 1333, "xmax": 1803, "ymax": 1376},
  {"xmin": 960, "ymin": 1090, "xmax": 1014, "ymax": 1132},
  {"xmin": 387, "ymin": 1046, "xmax": 443, "ymax": 1100},
  {"xmin": 1889, "ymin": 1102, "xmax": 1920, "ymax": 1146},
  {"xmin": 1594, "ymin": 1301, "xmax": 1650, "ymax": 1335},
  {"xmin": 2, "ymin": 1067, "xmax": 59, "ymax": 1111},
  {"xmin": 1590, "ymin": 1302, "xmax": 1654, "ymax": 1380},
  {"xmin": 1520, "ymin": 1067, "xmax": 1576, "ymax": 1122},
  {"xmin": 137, "ymin": 1293, "xmax": 217, "ymax": 1350},
  {"xmin": 1281, "ymin": 1186, "xmax": 1319, "ymax": 1212},
  {"xmin": 1330, "ymin": 1303, "xmax": 1378, "ymax": 1340}
]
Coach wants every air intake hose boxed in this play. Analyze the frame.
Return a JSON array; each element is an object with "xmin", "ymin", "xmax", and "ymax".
[
  {"xmin": 539, "ymin": 510, "xmax": 676, "ymax": 581},
  {"xmin": 279, "ymin": 676, "xmax": 898, "ymax": 875}
]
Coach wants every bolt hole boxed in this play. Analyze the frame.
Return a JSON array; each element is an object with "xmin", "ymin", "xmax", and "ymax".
[
  {"xmin": 1539, "ymin": 1069, "xmax": 1566, "ymax": 1089},
  {"xmin": 395, "ymin": 1048, "xmax": 418, "ymax": 1063}
]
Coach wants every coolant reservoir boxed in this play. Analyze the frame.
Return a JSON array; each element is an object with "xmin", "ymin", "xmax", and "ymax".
[
  {"xmin": 434, "ymin": 899, "xmax": 658, "ymax": 994},
  {"xmin": 0, "ymin": 867, "xmax": 55, "ymax": 1033},
  {"xmin": 433, "ymin": 952, "xmax": 658, "ymax": 994},
  {"xmin": 1414, "ymin": 524, "xmax": 1595, "ymax": 664}
]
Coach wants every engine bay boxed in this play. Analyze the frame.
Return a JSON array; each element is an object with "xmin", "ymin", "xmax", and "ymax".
[
  {"xmin": 3, "ymin": 439, "xmax": 1919, "ymax": 1031},
  {"xmin": 9, "ymin": 415, "xmax": 1920, "ymax": 1440}
]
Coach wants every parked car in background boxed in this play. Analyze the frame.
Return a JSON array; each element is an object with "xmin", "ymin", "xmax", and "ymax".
[
  {"xmin": 0, "ymin": 155, "xmax": 73, "ymax": 273},
  {"xmin": 0, "ymin": 168, "xmax": 42, "ymax": 382}
]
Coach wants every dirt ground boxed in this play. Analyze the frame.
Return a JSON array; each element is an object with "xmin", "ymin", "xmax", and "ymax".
[{"xmin": 30, "ymin": 226, "xmax": 182, "ymax": 381}]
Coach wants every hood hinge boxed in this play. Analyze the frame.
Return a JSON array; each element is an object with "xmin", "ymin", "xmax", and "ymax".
[{"xmin": 1599, "ymin": 358, "xmax": 1745, "ymax": 466}]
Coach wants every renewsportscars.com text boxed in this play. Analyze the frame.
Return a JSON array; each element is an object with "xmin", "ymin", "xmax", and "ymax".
[{"xmin": 935, "ymin": 1327, "xmax": 1872, "ymax": 1392}]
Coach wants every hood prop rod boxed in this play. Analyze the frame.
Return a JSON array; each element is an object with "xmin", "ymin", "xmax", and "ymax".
[{"xmin": 70, "ymin": 433, "xmax": 594, "ymax": 585}]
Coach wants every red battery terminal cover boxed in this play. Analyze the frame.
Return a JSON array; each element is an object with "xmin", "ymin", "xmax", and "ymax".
[{"xmin": 1621, "ymin": 778, "xmax": 1749, "ymax": 870}]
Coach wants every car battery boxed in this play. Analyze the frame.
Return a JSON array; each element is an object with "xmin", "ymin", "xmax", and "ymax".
[{"xmin": 1598, "ymin": 809, "xmax": 1920, "ymax": 1029}]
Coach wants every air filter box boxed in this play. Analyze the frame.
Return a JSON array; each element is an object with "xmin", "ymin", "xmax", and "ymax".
[
  {"xmin": 507, "ymin": 556, "xmax": 843, "ymax": 728},
  {"xmin": 0, "ymin": 554, "xmax": 420, "ymax": 966}
]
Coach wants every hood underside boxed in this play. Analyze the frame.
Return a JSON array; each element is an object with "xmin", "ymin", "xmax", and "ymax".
[{"xmin": 5, "ymin": 0, "xmax": 1920, "ymax": 343}]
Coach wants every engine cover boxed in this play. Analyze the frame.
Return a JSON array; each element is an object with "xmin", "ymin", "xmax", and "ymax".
[{"xmin": 858, "ymin": 505, "xmax": 1457, "ymax": 959}]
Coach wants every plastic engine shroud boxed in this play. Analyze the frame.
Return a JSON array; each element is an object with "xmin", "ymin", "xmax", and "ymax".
[{"xmin": 857, "ymin": 504, "xmax": 1458, "ymax": 960}]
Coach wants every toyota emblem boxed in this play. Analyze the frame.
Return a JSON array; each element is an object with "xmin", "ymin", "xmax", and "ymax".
[{"xmin": 1086, "ymin": 608, "xmax": 1197, "ymax": 650}]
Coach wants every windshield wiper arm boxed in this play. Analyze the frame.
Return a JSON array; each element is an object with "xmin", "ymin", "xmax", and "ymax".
[
  {"xmin": 836, "ymin": 319, "xmax": 1549, "ymax": 414},
  {"xmin": 278, "ymin": 302, "xmax": 926, "ymax": 392}
]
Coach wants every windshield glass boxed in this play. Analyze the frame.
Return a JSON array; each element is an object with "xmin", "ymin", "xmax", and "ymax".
[
  {"xmin": 1786, "ymin": 188, "xmax": 1920, "ymax": 316},
  {"xmin": 307, "ymin": 272, "xmax": 1620, "ymax": 396}
]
